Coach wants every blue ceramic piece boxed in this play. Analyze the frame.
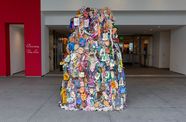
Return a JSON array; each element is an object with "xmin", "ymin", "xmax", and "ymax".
[
  {"xmin": 119, "ymin": 86, "xmax": 126, "ymax": 94},
  {"xmin": 79, "ymin": 38, "xmax": 86, "ymax": 47},
  {"xmin": 74, "ymin": 80, "xmax": 80, "ymax": 88},
  {"xmin": 76, "ymin": 98, "xmax": 82, "ymax": 105},
  {"xmin": 115, "ymin": 98, "xmax": 121, "ymax": 106},
  {"xmin": 68, "ymin": 42, "xmax": 75, "ymax": 51},
  {"xmin": 122, "ymin": 70, "xmax": 126, "ymax": 80}
]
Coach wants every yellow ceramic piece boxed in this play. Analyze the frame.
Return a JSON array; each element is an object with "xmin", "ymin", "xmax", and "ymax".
[
  {"xmin": 79, "ymin": 87, "xmax": 85, "ymax": 94},
  {"xmin": 119, "ymin": 60, "xmax": 123, "ymax": 67},
  {"xmin": 63, "ymin": 72, "xmax": 70, "ymax": 81},
  {"xmin": 78, "ymin": 47, "xmax": 84, "ymax": 54},
  {"xmin": 110, "ymin": 81, "xmax": 116, "ymax": 89},
  {"xmin": 94, "ymin": 102, "xmax": 99, "ymax": 108},
  {"xmin": 60, "ymin": 88, "xmax": 67, "ymax": 104},
  {"xmin": 104, "ymin": 40, "xmax": 110, "ymax": 47},
  {"xmin": 81, "ymin": 93, "xmax": 87, "ymax": 101},
  {"xmin": 60, "ymin": 61, "xmax": 65, "ymax": 65},
  {"xmin": 103, "ymin": 100, "xmax": 110, "ymax": 107}
]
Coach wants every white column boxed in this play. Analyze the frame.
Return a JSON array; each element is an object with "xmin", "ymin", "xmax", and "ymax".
[
  {"xmin": 170, "ymin": 26, "xmax": 186, "ymax": 75},
  {"xmin": 148, "ymin": 37, "xmax": 153, "ymax": 67},
  {"xmin": 152, "ymin": 31, "xmax": 170, "ymax": 68},
  {"xmin": 41, "ymin": 13, "xmax": 49, "ymax": 76},
  {"xmin": 152, "ymin": 32, "xmax": 160, "ymax": 68},
  {"xmin": 159, "ymin": 31, "xmax": 170, "ymax": 68}
]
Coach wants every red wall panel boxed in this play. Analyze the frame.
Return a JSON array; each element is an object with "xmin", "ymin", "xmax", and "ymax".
[{"xmin": 0, "ymin": 0, "xmax": 41, "ymax": 76}]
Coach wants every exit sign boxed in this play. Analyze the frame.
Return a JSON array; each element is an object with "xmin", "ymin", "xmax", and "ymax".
[{"xmin": 119, "ymin": 35, "xmax": 124, "ymax": 41}]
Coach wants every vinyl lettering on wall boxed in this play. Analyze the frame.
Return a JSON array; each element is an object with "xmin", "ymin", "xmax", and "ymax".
[{"xmin": 26, "ymin": 43, "xmax": 40, "ymax": 54}]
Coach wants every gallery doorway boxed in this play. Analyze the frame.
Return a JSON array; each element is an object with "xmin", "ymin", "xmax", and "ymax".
[
  {"xmin": 119, "ymin": 35, "xmax": 153, "ymax": 67},
  {"xmin": 48, "ymin": 26, "xmax": 70, "ymax": 75},
  {"xmin": 9, "ymin": 24, "xmax": 25, "ymax": 76}
]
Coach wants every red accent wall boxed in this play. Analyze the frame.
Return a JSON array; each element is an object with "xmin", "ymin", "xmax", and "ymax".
[{"xmin": 0, "ymin": 0, "xmax": 41, "ymax": 76}]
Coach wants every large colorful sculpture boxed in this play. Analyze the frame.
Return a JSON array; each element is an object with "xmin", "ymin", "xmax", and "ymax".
[{"xmin": 59, "ymin": 7, "xmax": 127, "ymax": 111}]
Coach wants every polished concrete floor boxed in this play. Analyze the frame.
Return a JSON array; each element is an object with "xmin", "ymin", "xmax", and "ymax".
[
  {"xmin": 0, "ymin": 76, "xmax": 186, "ymax": 122},
  {"xmin": 127, "ymin": 67, "xmax": 180, "ymax": 75}
]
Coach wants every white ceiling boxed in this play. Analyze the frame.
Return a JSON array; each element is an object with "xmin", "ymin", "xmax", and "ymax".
[{"xmin": 48, "ymin": 25, "xmax": 182, "ymax": 35}]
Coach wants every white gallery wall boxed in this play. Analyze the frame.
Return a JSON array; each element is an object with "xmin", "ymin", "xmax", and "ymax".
[
  {"xmin": 152, "ymin": 31, "xmax": 170, "ymax": 68},
  {"xmin": 170, "ymin": 26, "xmax": 186, "ymax": 75},
  {"xmin": 9, "ymin": 25, "xmax": 25, "ymax": 75}
]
